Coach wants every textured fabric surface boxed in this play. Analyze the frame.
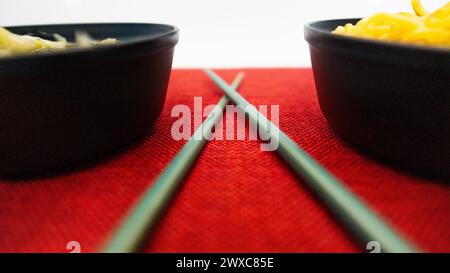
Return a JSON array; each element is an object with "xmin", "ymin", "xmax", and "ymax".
[{"xmin": 0, "ymin": 69, "xmax": 449, "ymax": 253}]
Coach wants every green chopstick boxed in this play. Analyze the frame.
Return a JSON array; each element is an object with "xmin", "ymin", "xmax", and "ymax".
[
  {"xmin": 204, "ymin": 68, "xmax": 419, "ymax": 253},
  {"xmin": 101, "ymin": 73, "xmax": 245, "ymax": 253}
]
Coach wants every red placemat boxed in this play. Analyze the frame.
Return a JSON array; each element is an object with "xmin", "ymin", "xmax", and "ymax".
[{"xmin": 0, "ymin": 69, "xmax": 449, "ymax": 253}]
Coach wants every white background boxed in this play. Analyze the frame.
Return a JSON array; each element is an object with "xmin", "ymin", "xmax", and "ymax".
[{"xmin": 0, "ymin": 0, "xmax": 444, "ymax": 67}]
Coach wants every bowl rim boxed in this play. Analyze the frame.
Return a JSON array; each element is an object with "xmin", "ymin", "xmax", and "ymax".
[
  {"xmin": 0, "ymin": 22, "xmax": 179, "ymax": 63},
  {"xmin": 304, "ymin": 18, "xmax": 450, "ymax": 55}
]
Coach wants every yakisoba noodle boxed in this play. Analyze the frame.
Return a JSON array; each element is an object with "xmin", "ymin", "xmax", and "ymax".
[
  {"xmin": 333, "ymin": 0, "xmax": 450, "ymax": 47},
  {"xmin": 0, "ymin": 27, "xmax": 117, "ymax": 57}
]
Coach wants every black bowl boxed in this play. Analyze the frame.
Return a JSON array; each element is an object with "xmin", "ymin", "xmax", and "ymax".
[
  {"xmin": 305, "ymin": 19, "xmax": 450, "ymax": 178},
  {"xmin": 0, "ymin": 23, "xmax": 178, "ymax": 176}
]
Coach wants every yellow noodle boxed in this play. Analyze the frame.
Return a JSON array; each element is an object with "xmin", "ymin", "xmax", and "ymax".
[
  {"xmin": 333, "ymin": 0, "xmax": 450, "ymax": 47},
  {"xmin": 0, "ymin": 27, "xmax": 117, "ymax": 57},
  {"xmin": 412, "ymin": 0, "xmax": 429, "ymax": 16}
]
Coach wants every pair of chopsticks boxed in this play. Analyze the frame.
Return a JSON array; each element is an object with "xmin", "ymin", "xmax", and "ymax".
[{"xmin": 101, "ymin": 69, "xmax": 418, "ymax": 253}]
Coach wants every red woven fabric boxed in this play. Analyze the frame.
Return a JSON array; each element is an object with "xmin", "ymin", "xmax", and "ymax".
[{"xmin": 0, "ymin": 69, "xmax": 449, "ymax": 253}]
